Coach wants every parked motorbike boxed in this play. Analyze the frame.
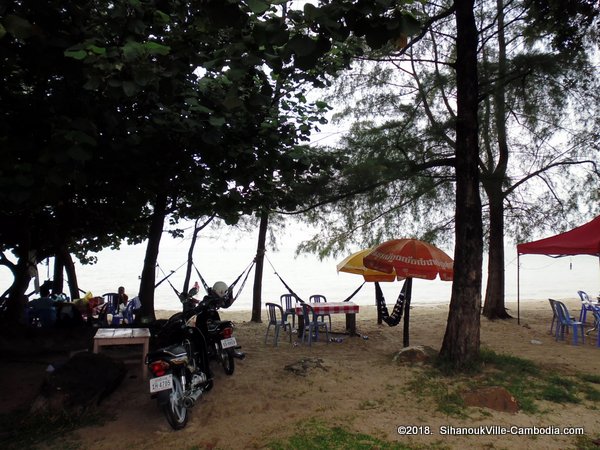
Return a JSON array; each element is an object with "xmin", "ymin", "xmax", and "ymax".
[
  {"xmin": 146, "ymin": 285, "xmax": 244, "ymax": 429},
  {"xmin": 181, "ymin": 282, "xmax": 245, "ymax": 376},
  {"xmin": 146, "ymin": 307, "xmax": 213, "ymax": 430}
]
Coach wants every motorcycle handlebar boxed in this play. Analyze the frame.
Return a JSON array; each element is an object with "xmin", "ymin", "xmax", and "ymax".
[{"xmin": 191, "ymin": 295, "xmax": 223, "ymax": 313}]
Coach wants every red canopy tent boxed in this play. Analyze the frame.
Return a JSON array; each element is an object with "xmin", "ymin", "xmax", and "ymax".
[{"xmin": 516, "ymin": 215, "xmax": 600, "ymax": 323}]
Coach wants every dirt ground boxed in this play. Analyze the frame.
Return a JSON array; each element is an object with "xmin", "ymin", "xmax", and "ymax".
[{"xmin": 2, "ymin": 299, "xmax": 600, "ymax": 450}]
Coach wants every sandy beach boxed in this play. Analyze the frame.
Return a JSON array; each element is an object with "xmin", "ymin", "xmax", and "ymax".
[{"xmin": 3, "ymin": 298, "xmax": 600, "ymax": 449}]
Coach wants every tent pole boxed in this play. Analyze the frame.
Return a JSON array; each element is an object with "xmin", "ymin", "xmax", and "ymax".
[{"xmin": 517, "ymin": 254, "xmax": 520, "ymax": 325}]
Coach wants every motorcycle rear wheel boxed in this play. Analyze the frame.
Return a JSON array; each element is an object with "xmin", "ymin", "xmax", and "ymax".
[
  {"xmin": 161, "ymin": 375, "xmax": 189, "ymax": 429},
  {"xmin": 220, "ymin": 346, "xmax": 235, "ymax": 375}
]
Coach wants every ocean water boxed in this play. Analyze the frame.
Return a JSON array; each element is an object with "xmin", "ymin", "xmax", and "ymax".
[{"xmin": 1, "ymin": 226, "xmax": 598, "ymax": 312}]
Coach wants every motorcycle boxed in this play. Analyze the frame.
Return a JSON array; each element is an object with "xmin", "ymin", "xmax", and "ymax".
[
  {"xmin": 182, "ymin": 287, "xmax": 245, "ymax": 376},
  {"xmin": 146, "ymin": 307, "xmax": 213, "ymax": 430},
  {"xmin": 199, "ymin": 294, "xmax": 246, "ymax": 375}
]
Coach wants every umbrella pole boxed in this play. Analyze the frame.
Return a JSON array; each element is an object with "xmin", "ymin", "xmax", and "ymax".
[
  {"xmin": 403, "ymin": 278, "xmax": 413, "ymax": 347},
  {"xmin": 517, "ymin": 254, "xmax": 520, "ymax": 325},
  {"xmin": 375, "ymin": 282, "xmax": 382, "ymax": 325}
]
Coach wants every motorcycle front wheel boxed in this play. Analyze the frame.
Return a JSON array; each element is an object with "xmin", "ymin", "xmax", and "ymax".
[
  {"xmin": 161, "ymin": 375, "xmax": 189, "ymax": 429},
  {"xmin": 219, "ymin": 345, "xmax": 235, "ymax": 375}
]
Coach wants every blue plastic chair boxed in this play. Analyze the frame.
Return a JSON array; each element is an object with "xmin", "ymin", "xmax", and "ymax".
[
  {"xmin": 309, "ymin": 294, "xmax": 332, "ymax": 328},
  {"xmin": 578, "ymin": 290, "xmax": 595, "ymax": 325},
  {"xmin": 548, "ymin": 299, "xmax": 558, "ymax": 335},
  {"xmin": 265, "ymin": 303, "xmax": 292, "ymax": 346},
  {"xmin": 102, "ymin": 293, "xmax": 120, "ymax": 315},
  {"xmin": 300, "ymin": 303, "xmax": 330, "ymax": 346},
  {"xmin": 280, "ymin": 294, "xmax": 297, "ymax": 329},
  {"xmin": 122, "ymin": 300, "xmax": 136, "ymax": 325},
  {"xmin": 554, "ymin": 300, "xmax": 584, "ymax": 345},
  {"xmin": 592, "ymin": 307, "xmax": 600, "ymax": 348}
]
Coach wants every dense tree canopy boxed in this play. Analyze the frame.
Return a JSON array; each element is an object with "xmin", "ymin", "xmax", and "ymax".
[
  {"xmin": 295, "ymin": 0, "xmax": 600, "ymax": 319},
  {"xmin": 0, "ymin": 0, "xmax": 422, "ymax": 319}
]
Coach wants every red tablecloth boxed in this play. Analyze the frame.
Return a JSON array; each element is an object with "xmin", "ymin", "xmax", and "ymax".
[{"xmin": 295, "ymin": 301, "xmax": 359, "ymax": 315}]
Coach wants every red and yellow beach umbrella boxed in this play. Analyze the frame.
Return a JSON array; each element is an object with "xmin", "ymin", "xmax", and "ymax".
[
  {"xmin": 336, "ymin": 248, "xmax": 401, "ymax": 282},
  {"xmin": 363, "ymin": 239, "xmax": 453, "ymax": 281},
  {"xmin": 363, "ymin": 239, "xmax": 454, "ymax": 347}
]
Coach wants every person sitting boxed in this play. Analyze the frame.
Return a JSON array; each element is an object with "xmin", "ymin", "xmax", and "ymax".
[
  {"xmin": 117, "ymin": 286, "xmax": 129, "ymax": 312},
  {"xmin": 27, "ymin": 282, "xmax": 57, "ymax": 328},
  {"xmin": 181, "ymin": 281, "xmax": 201, "ymax": 313}
]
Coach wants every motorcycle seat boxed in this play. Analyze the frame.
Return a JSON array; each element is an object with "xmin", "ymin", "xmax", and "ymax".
[
  {"xmin": 207, "ymin": 320, "xmax": 228, "ymax": 333},
  {"xmin": 148, "ymin": 344, "xmax": 187, "ymax": 359}
]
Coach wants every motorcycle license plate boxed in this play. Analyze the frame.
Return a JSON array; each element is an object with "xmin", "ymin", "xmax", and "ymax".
[
  {"xmin": 221, "ymin": 337, "xmax": 237, "ymax": 349},
  {"xmin": 149, "ymin": 374, "xmax": 173, "ymax": 393}
]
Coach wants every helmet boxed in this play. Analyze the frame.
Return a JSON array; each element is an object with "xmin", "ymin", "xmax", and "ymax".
[{"xmin": 212, "ymin": 281, "xmax": 228, "ymax": 298}]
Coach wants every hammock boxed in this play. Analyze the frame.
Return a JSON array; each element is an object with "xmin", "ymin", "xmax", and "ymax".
[
  {"xmin": 265, "ymin": 254, "xmax": 366, "ymax": 304},
  {"xmin": 157, "ymin": 259, "xmax": 256, "ymax": 308},
  {"xmin": 192, "ymin": 260, "xmax": 256, "ymax": 307},
  {"xmin": 342, "ymin": 281, "xmax": 365, "ymax": 302},
  {"xmin": 265, "ymin": 254, "xmax": 306, "ymax": 303},
  {"xmin": 220, "ymin": 258, "xmax": 255, "ymax": 303},
  {"xmin": 156, "ymin": 264, "xmax": 187, "ymax": 300},
  {"xmin": 375, "ymin": 280, "xmax": 409, "ymax": 326},
  {"xmin": 155, "ymin": 260, "xmax": 188, "ymax": 289}
]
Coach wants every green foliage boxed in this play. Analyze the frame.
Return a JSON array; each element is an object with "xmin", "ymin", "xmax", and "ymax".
[
  {"xmin": 0, "ymin": 0, "xmax": 426, "ymax": 316},
  {"xmin": 298, "ymin": 0, "xmax": 599, "ymax": 269},
  {"xmin": 523, "ymin": 0, "xmax": 600, "ymax": 52}
]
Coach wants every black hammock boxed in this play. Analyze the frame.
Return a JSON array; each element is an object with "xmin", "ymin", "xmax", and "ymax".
[
  {"xmin": 157, "ymin": 259, "xmax": 255, "ymax": 308},
  {"xmin": 193, "ymin": 259, "xmax": 255, "ymax": 305},
  {"xmin": 375, "ymin": 279, "xmax": 411, "ymax": 326},
  {"xmin": 264, "ymin": 254, "xmax": 366, "ymax": 303}
]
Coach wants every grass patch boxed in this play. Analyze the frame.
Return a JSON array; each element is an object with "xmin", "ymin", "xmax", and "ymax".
[
  {"xmin": 266, "ymin": 418, "xmax": 448, "ymax": 450},
  {"xmin": 405, "ymin": 349, "xmax": 600, "ymax": 417},
  {"xmin": 540, "ymin": 375, "xmax": 580, "ymax": 403},
  {"xmin": 579, "ymin": 373, "xmax": 600, "ymax": 384},
  {"xmin": 580, "ymin": 385, "xmax": 600, "ymax": 402},
  {"xmin": 479, "ymin": 349, "xmax": 540, "ymax": 376},
  {"xmin": 573, "ymin": 434, "xmax": 600, "ymax": 450},
  {"xmin": 406, "ymin": 371, "xmax": 467, "ymax": 418},
  {"xmin": 0, "ymin": 407, "xmax": 107, "ymax": 450}
]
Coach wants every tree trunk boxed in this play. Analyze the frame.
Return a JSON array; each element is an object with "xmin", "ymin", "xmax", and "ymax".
[
  {"xmin": 251, "ymin": 210, "xmax": 268, "ymax": 323},
  {"xmin": 482, "ymin": 0, "xmax": 510, "ymax": 320},
  {"xmin": 182, "ymin": 215, "xmax": 214, "ymax": 296},
  {"xmin": 5, "ymin": 241, "xmax": 35, "ymax": 324},
  {"xmin": 138, "ymin": 194, "xmax": 167, "ymax": 322},
  {"xmin": 60, "ymin": 248, "xmax": 81, "ymax": 301},
  {"xmin": 183, "ymin": 218, "xmax": 201, "ymax": 297},
  {"xmin": 440, "ymin": 0, "xmax": 483, "ymax": 368},
  {"xmin": 482, "ymin": 185, "xmax": 511, "ymax": 319},
  {"xmin": 53, "ymin": 252, "xmax": 64, "ymax": 295}
]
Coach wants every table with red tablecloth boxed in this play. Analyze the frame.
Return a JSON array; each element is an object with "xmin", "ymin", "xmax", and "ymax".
[{"xmin": 295, "ymin": 301, "xmax": 360, "ymax": 337}]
